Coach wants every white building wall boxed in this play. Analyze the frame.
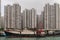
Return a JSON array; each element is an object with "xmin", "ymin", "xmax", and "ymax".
[
  {"xmin": 12, "ymin": 4, "xmax": 21, "ymax": 29},
  {"xmin": 55, "ymin": 4, "xmax": 59, "ymax": 29},
  {"xmin": 23, "ymin": 8, "xmax": 37, "ymax": 29},
  {"xmin": 23, "ymin": 10, "xmax": 27, "ymax": 28},
  {"xmin": 58, "ymin": 8, "xmax": 60, "ymax": 30},
  {"xmin": 31, "ymin": 8, "xmax": 37, "ymax": 28},
  {"xmin": 44, "ymin": 3, "xmax": 59, "ymax": 30},
  {"xmin": 8, "ymin": 6, "xmax": 12, "ymax": 28},
  {"xmin": 0, "ymin": 0, "xmax": 1, "ymax": 28},
  {"xmin": 44, "ymin": 4, "xmax": 49, "ymax": 29},
  {"xmin": 4, "ymin": 6, "xmax": 8, "ymax": 30}
]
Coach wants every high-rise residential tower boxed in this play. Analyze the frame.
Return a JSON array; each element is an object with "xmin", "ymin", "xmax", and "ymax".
[
  {"xmin": 43, "ymin": 3, "xmax": 60, "ymax": 30},
  {"xmin": 22, "ymin": 8, "xmax": 37, "ymax": 29},
  {"xmin": 22, "ymin": 9, "xmax": 29, "ymax": 29},
  {"xmin": 12, "ymin": 4, "xmax": 21, "ymax": 29},
  {"xmin": 4, "ymin": 5, "xmax": 12, "ymax": 29},
  {"xmin": 29, "ymin": 8, "xmax": 37, "ymax": 29},
  {"xmin": 37, "ymin": 11, "xmax": 44, "ymax": 29},
  {"xmin": 54, "ymin": 3, "xmax": 60, "ymax": 29},
  {"xmin": 39, "ymin": 11, "xmax": 44, "ymax": 29},
  {"xmin": 0, "ymin": 0, "xmax": 1, "ymax": 28},
  {"xmin": 4, "ymin": 4, "xmax": 21, "ymax": 30}
]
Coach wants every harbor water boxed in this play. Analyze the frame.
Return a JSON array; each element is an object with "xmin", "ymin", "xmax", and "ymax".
[{"xmin": 0, "ymin": 36, "xmax": 60, "ymax": 40}]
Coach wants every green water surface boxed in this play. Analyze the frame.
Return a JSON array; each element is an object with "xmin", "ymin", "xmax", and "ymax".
[{"xmin": 0, "ymin": 36, "xmax": 60, "ymax": 40}]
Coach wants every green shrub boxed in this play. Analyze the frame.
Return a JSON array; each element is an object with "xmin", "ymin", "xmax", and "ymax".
[{"xmin": 0, "ymin": 28, "xmax": 4, "ymax": 31}]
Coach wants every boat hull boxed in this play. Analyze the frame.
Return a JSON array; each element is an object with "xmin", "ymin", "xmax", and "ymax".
[
  {"xmin": 4, "ymin": 31, "xmax": 37, "ymax": 37},
  {"xmin": 4, "ymin": 31, "xmax": 60, "ymax": 37}
]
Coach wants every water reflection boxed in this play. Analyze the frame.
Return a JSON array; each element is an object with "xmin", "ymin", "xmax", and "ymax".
[{"xmin": 0, "ymin": 37, "xmax": 60, "ymax": 40}]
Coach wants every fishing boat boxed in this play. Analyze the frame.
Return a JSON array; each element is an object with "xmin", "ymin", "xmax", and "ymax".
[
  {"xmin": 4, "ymin": 28, "xmax": 37, "ymax": 37},
  {"xmin": 4, "ymin": 28, "xmax": 60, "ymax": 37},
  {"xmin": 36, "ymin": 29, "xmax": 46, "ymax": 37}
]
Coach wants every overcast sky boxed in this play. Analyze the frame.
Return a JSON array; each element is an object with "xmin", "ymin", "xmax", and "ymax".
[{"xmin": 1, "ymin": 0, "xmax": 60, "ymax": 16}]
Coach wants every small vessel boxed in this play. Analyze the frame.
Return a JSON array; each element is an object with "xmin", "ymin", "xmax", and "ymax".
[
  {"xmin": 36, "ymin": 29, "xmax": 46, "ymax": 36},
  {"xmin": 54, "ymin": 30, "xmax": 60, "ymax": 35},
  {"xmin": 40, "ymin": 32, "xmax": 46, "ymax": 36},
  {"xmin": 0, "ymin": 31, "xmax": 5, "ymax": 37},
  {"xmin": 48, "ymin": 31, "xmax": 54, "ymax": 35},
  {"xmin": 46, "ymin": 30, "xmax": 54, "ymax": 36}
]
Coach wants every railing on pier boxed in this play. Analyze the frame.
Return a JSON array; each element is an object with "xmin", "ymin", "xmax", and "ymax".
[{"xmin": 38, "ymin": 29, "xmax": 60, "ymax": 31}]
